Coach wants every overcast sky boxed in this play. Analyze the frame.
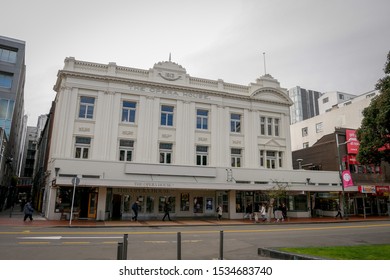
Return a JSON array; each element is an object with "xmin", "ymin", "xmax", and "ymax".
[{"xmin": 2, "ymin": 0, "xmax": 390, "ymax": 126}]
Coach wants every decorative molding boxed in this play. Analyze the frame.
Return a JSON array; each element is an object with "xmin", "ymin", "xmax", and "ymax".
[{"xmin": 158, "ymin": 72, "xmax": 182, "ymax": 81}]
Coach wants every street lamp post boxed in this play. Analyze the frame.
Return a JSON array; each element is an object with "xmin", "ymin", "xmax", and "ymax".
[{"xmin": 335, "ymin": 133, "xmax": 350, "ymax": 220}]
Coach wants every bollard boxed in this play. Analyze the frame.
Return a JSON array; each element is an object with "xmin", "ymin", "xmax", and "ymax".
[
  {"xmin": 117, "ymin": 242, "xmax": 123, "ymax": 260},
  {"xmin": 123, "ymin": 234, "xmax": 128, "ymax": 260},
  {"xmin": 177, "ymin": 232, "xmax": 181, "ymax": 260},
  {"xmin": 219, "ymin": 230, "xmax": 224, "ymax": 260}
]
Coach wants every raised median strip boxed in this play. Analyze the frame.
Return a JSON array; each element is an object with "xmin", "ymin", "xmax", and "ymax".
[{"xmin": 258, "ymin": 247, "xmax": 325, "ymax": 260}]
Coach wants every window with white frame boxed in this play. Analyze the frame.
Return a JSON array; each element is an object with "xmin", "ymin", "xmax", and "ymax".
[
  {"xmin": 315, "ymin": 122, "xmax": 323, "ymax": 133},
  {"xmin": 196, "ymin": 109, "xmax": 208, "ymax": 130},
  {"xmin": 323, "ymin": 97, "xmax": 329, "ymax": 103},
  {"xmin": 196, "ymin": 145, "xmax": 208, "ymax": 166},
  {"xmin": 75, "ymin": 136, "xmax": 91, "ymax": 159},
  {"xmin": 160, "ymin": 105, "xmax": 174, "ymax": 126},
  {"xmin": 119, "ymin": 139, "xmax": 134, "ymax": 162},
  {"xmin": 274, "ymin": 118, "xmax": 280, "ymax": 136},
  {"xmin": 267, "ymin": 118, "xmax": 273, "ymax": 135},
  {"xmin": 78, "ymin": 96, "xmax": 95, "ymax": 119},
  {"xmin": 159, "ymin": 143, "xmax": 172, "ymax": 164},
  {"xmin": 121, "ymin": 101, "xmax": 136, "ymax": 123},
  {"xmin": 260, "ymin": 150, "xmax": 283, "ymax": 169},
  {"xmin": 260, "ymin": 116, "xmax": 280, "ymax": 136},
  {"xmin": 260, "ymin": 117, "xmax": 266, "ymax": 135},
  {"xmin": 303, "ymin": 142, "xmax": 309, "ymax": 148},
  {"xmin": 302, "ymin": 127, "xmax": 308, "ymax": 137},
  {"xmin": 231, "ymin": 148, "xmax": 242, "ymax": 167},
  {"xmin": 230, "ymin": 113, "xmax": 241, "ymax": 133}
]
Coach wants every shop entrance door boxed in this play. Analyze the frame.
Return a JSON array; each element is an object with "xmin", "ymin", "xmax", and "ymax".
[{"xmin": 87, "ymin": 192, "xmax": 98, "ymax": 219}]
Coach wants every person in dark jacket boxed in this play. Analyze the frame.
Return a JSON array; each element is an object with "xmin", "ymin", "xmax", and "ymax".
[
  {"xmin": 131, "ymin": 201, "xmax": 139, "ymax": 221},
  {"xmin": 23, "ymin": 200, "xmax": 34, "ymax": 221},
  {"xmin": 162, "ymin": 201, "xmax": 172, "ymax": 221}
]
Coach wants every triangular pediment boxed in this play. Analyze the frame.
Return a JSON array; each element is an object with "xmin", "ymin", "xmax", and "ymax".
[{"xmin": 258, "ymin": 138, "xmax": 286, "ymax": 148}]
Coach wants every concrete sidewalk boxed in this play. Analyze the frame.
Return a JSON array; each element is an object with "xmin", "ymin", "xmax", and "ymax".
[{"xmin": 1, "ymin": 207, "xmax": 389, "ymax": 228}]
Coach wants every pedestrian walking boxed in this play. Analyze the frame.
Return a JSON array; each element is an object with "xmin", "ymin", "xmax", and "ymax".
[
  {"xmin": 280, "ymin": 203, "xmax": 287, "ymax": 221},
  {"xmin": 260, "ymin": 203, "xmax": 266, "ymax": 222},
  {"xmin": 216, "ymin": 204, "xmax": 223, "ymax": 221},
  {"xmin": 23, "ymin": 200, "xmax": 34, "ymax": 222},
  {"xmin": 244, "ymin": 203, "xmax": 253, "ymax": 220},
  {"xmin": 162, "ymin": 201, "xmax": 172, "ymax": 221},
  {"xmin": 131, "ymin": 200, "xmax": 139, "ymax": 221},
  {"xmin": 335, "ymin": 204, "xmax": 343, "ymax": 219}
]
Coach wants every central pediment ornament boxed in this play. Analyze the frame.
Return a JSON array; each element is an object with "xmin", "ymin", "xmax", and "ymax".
[{"xmin": 158, "ymin": 72, "xmax": 182, "ymax": 81}]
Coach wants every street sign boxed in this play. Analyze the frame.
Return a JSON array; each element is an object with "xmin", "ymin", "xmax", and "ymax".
[{"xmin": 71, "ymin": 177, "xmax": 80, "ymax": 186}]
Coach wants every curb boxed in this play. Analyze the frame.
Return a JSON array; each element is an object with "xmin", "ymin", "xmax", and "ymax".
[{"xmin": 258, "ymin": 247, "xmax": 325, "ymax": 260}]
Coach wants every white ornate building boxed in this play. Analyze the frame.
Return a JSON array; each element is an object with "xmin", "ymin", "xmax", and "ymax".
[{"xmin": 43, "ymin": 57, "xmax": 341, "ymax": 221}]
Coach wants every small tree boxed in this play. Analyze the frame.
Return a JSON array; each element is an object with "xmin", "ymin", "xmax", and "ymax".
[
  {"xmin": 266, "ymin": 180, "xmax": 289, "ymax": 221},
  {"xmin": 357, "ymin": 51, "xmax": 390, "ymax": 165}
]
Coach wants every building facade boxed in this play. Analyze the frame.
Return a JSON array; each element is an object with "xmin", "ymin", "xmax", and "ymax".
[
  {"xmin": 42, "ymin": 57, "xmax": 342, "ymax": 221},
  {"xmin": 318, "ymin": 91, "xmax": 356, "ymax": 115},
  {"xmin": 290, "ymin": 90, "xmax": 380, "ymax": 151},
  {"xmin": 0, "ymin": 35, "xmax": 26, "ymax": 209},
  {"xmin": 288, "ymin": 86, "xmax": 322, "ymax": 124},
  {"xmin": 292, "ymin": 128, "xmax": 390, "ymax": 217}
]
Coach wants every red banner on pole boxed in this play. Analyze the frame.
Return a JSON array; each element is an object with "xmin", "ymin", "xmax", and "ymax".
[{"xmin": 342, "ymin": 170, "xmax": 354, "ymax": 187}]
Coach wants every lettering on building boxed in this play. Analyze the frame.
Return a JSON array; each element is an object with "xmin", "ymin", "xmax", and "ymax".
[
  {"xmin": 122, "ymin": 131, "xmax": 134, "ymax": 136},
  {"xmin": 79, "ymin": 127, "xmax": 90, "ymax": 132},
  {"xmin": 162, "ymin": 134, "xmax": 172, "ymax": 139},
  {"xmin": 129, "ymin": 85, "xmax": 210, "ymax": 100}
]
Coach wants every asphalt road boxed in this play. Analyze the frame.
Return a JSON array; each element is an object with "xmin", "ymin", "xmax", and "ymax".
[{"xmin": 0, "ymin": 221, "xmax": 389, "ymax": 260}]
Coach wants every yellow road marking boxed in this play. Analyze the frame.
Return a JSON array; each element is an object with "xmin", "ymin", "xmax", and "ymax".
[
  {"xmin": 18, "ymin": 242, "xmax": 50, "ymax": 245},
  {"xmin": 62, "ymin": 242, "xmax": 90, "ymax": 245},
  {"xmin": 1, "ymin": 223, "xmax": 389, "ymax": 236}
]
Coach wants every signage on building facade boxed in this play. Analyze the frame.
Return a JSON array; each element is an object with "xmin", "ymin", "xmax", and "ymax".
[
  {"xmin": 342, "ymin": 170, "xmax": 354, "ymax": 187},
  {"xmin": 358, "ymin": 186, "xmax": 376, "ymax": 194},
  {"xmin": 128, "ymin": 84, "xmax": 211, "ymax": 100},
  {"xmin": 346, "ymin": 129, "xmax": 360, "ymax": 154}
]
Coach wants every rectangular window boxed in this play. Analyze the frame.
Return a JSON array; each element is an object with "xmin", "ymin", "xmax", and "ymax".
[
  {"xmin": 196, "ymin": 145, "xmax": 208, "ymax": 166},
  {"xmin": 231, "ymin": 148, "xmax": 242, "ymax": 167},
  {"xmin": 0, "ymin": 47, "xmax": 17, "ymax": 63},
  {"xmin": 78, "ymin": 96, "xmax": 95, "ymax": 119},
  {"xmin": 0, "ymin": 72, "xmax": 13, "ymax": 88},
  {"xmin": 260, "ymin": 117, "xmax": 266, "ymax": 135},
  {"xmin": 260, "ymin": 150, "xmax": 282, "ymax": 169},
  {"xmin": 260, "ymin": 116, "xmax": 280, "ymax": 136},
  {"xmin": 266, "ymin": 151, "xmax": 276, "ymax": 169},
  {"xmin": 315, "ymin": 122, "xmax": 323, "ymax": 133},
  {"xmin": 303, "ymin": 142, "xmax": 309, "ymax": 148},
  {"xmin": 302, "ymin": 127, "xmax": 308, "ymax": 137},
  {"xmin": 323, "ymin": 97, "xmax": 329, "ymax": 103},
  {"xmin": 159, "ymin": 143, "xmax": 172, "ymax": 164},
  {"xmin": 0, "ymin": 99, "xmax": 14, "ymax": 119},
  {"xmin": 75, "ymin": 136, "xmax": 91, "ymax": 159},
  {"xmin": 260, "ymin": 150, "xmax": 264, "ymax": 167},
  {"xmin": 119, "ymin": 139, "xmax": 134, "ymax": 161},
  {"xmin": 278, "ymin": 152, "xmax": 283, "ymax": 168},
  {"xmin": 230, "ymin": 113, "xmax": 241, "ymax": 133},
  {"xmin": 274, "ymin": 118, "xmax": 280, "ymax": 136},
  {"xmin": 121, "ymin": 101, "xmax": 136, "ymax": 123},
  {"xmin": 196, "ymin": 109, "xmax": 208, "ymax": 130},
  {"xmin": 267, "ymin": 118, "xmax": 273, "ymax": 135},
  {"xmin": 161, "ymin": 105, "xmax": 174, "ymax": 126}
]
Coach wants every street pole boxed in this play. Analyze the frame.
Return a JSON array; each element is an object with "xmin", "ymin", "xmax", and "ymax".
[
  {"xmin": 69, "ymin": 176, "xmax": 80, "ymax": 226},
  {"xmin": 335, "ymin": 133, "xmax": 347, "ymax": 220}
]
